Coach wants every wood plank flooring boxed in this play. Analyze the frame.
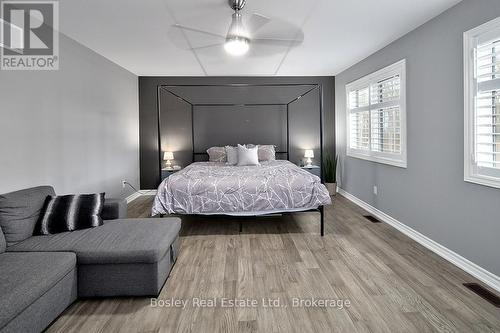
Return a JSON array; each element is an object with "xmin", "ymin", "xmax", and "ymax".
[{"xmin": 46, "ymin": 195, "xmax": 500, "ymax": 333}]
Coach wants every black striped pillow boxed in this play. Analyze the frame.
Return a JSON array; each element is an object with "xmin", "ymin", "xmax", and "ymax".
[{"xmin": 38, "ymin": 193, "xmax": 105, "ymax": 235}]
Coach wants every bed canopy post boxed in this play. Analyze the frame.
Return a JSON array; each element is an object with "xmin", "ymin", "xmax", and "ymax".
[
  {"xmin": 191, "ymin": 104, "xmax": 195, "ymax": 163},
  {"xmin": 320, "ymin": 205, "xmax": 324, "ymax": 236},
  {"xmin": 156, "ymin": 85, "xmax": 163, "ymax": 183},
  {"xmin": 286, "ymin": 103, "xmax": 290, "ymax": 161},
  {"xmin": 319, "ymin": 84, "xmax": 324, "ymax": 183},
  {"xmin": 319, "ymin": 83, "xmax": 325, "ymax": 237}
]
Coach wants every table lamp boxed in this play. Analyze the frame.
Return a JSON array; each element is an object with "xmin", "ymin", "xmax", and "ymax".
[
  {"xmin": 304, "ymin": 150, "xmax": 314, "ymax": 167},
  {"xmin": 164, "ymin": 151, "xmax": 174, "ymax": 169}
]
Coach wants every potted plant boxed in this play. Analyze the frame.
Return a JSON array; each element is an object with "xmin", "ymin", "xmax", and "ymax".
[{"xmin": 324, "ymin": 155, "xmax": 338, "ymax": 196}]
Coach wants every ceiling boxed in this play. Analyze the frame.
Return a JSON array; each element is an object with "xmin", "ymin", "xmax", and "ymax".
[{"xmin": 58, "ymin": 0, "xmax": 462, "ymax": 76}]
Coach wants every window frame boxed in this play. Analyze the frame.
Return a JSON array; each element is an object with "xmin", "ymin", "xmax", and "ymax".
[
  {"xmin": 345, "ymin": 59, "xmax": 407, "ymax": 168},
  {"xmin": 464, "ymin": 17, "xmax": 500, "ymax": 189}
]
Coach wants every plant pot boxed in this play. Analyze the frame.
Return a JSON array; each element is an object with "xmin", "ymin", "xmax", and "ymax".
[{"xmin": 326, "ymin": 182, "xmax": 337, "ymax": 196}]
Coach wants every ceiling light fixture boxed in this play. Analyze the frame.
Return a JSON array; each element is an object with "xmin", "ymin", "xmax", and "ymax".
[
  {"xmin": 171, "ymin": 0, "xmax": 304, "ymax": 58},
  {"xmin": 224, "ymin": 36, "xmax": 249, "ymax": 56},
  {"xmin": 224, "ymin": 9, "xmax": 249, "ymax": 56}
]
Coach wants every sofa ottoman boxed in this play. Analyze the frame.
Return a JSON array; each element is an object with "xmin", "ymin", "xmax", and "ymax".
[
  {"xmin": 7, "ymin": 218, "xmax": 181, "ymax": 297},
  {"xmin": 0, "ymin": 252, "xmax": 77, "ymax": 333}
]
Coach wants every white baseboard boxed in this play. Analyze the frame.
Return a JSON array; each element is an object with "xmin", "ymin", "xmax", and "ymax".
[
  {"xmin": 139, "ymin": 189, "xmax": 158, "ymax": 196},
  {"xmin": 125, "ymin": 190, "xmax": 157, "ymax": 203},
  {"xmin": 337, "ymin": 188, "xmax": 500, "ymax": 293},
  {"xmin": 125, "ymin": 192, "xmax": 142, "ymax": 203}
]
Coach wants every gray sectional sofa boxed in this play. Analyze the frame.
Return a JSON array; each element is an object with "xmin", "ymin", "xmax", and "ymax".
[{"xmin": 0, "ymin": 186, "xmax": 181, "ymax": 333}]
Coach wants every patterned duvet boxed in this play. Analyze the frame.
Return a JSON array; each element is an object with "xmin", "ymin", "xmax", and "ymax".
[{"xmin": 152, "ymin": 160, "xmax": 331, "ymax": 216}]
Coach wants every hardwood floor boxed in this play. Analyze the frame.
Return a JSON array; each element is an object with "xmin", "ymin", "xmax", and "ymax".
[{"xmin": 47, "ymin": 195, "xmax": 500, "ymax": 333}]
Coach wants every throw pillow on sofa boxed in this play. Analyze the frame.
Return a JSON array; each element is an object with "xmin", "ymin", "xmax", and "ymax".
[{"xmin": 38, "ymin": 193, "xmax": 105, "ymax": 235}]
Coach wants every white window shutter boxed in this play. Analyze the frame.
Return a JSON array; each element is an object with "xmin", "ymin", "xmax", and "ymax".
[
  {"xmin": 475, "ymin": 40, "xmax": 500, "ymax": 170},
  {"xmin": 464, "ymin": 16, "xmax": 500, "ymax": 189},
  {"xmin": 346, "ymin": 60, "xmax": 406, "ymax": 168}
]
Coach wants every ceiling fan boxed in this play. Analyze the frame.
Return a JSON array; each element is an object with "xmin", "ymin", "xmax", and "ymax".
[{"xmin": 171, "ymin": 0, "xmax": 304, "ymax": 57}]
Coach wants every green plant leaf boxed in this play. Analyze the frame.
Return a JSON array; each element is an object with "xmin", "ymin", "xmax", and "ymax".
[{"xmin": 323, "ymin": 154, "xmax": 338, "ymax": 183}]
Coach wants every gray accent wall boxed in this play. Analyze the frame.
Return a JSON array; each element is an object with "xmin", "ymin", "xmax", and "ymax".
[
  {"xmin": 336, "ymin": 0, "xmax": 500, "ymax": 276},
  {"xmin": 192, "ymin": 105, "xmax": 288, "ymax": 153},
  {"xmin": 0, "ymin": 34, "xmax": 139, "ymax": 199},
  {"xmin": 140, "ymin": 77, "xmax": 335, "ymax": 189}
]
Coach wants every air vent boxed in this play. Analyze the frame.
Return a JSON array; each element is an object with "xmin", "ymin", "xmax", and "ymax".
[
  {"xmin": 463, "ymin": 283, "xmax": 500, "ymax": 307},
  {"xmin": 363, "ymin": 215, "xmax": 381, "ymax": 223}
]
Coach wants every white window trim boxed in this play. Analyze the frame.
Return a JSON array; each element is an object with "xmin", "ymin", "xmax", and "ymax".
[
  {"xmin": 345, "ymin": 59, "xmax": 407, "ymax": 168},
  {"xmin": 464, "ymin": 17, "xmax": 500, "ymax": 189}
]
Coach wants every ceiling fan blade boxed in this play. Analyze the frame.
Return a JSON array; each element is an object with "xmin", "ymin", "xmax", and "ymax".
[
  {"xmin": 190, "ymin": 43, "xmax": 224, "ymax": 51},
  {"xmin": 252, "ymin": 38, "xmax": 303, "ymax": 47},
  {"xmin": 247, "ymin": 13, "xmax": 270, "ymax": 34},
  {"xmin": 172, "ymin": 24, "xmax": 226, "ymax": 40}
]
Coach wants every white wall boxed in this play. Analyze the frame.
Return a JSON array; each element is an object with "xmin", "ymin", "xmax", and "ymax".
[
  {"xmin": 0, "ymin": 34, "xmax": 139, "ymax": 198},
  {"xmin": 335, "ymin": 0, "xmax": 500, "ymax": 276}
]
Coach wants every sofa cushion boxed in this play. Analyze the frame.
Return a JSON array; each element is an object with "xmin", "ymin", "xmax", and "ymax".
[
  {"xmin": 0, "ymin": 227, "xmax": 5, "ymax": 253},
  {"xmin": 0, "ymin": 186, "xmax": 55, "ymax": 246},
  {"xmin": 101, "ymin": 198, "xmax": 127, "ymax": 220},
  {"xmin": 0, "ymin": 251, "xmax": 76, "ymax": 329},
  {"xmin": 7, "ymin": 218, "xmax": 181, "ymax": 264}
]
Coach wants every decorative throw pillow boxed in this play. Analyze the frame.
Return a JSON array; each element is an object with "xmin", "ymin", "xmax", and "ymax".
[
  {"xmin": 207, "ymin": 146, "xmax": 226, "ymax": 162},
  {"xmin": 225, "ymin": 146, "xmax": 238, "ymax": 165},
  {"xmin": 237, "ymin": 144, "xmax": 260, "ymax": 166},
  {"xmin": 38, "ymin": 193, "xmax": 105, "ymax": 235},
  {"xmin": 258, "ymin": 145, "xmax": 276, "ymax": 161}
]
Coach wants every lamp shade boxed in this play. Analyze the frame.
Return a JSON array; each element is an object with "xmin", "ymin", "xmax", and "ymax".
[
  {"xmin": 304, "ymin": 150, "xmax": 314, "ymax": 158},
  {"xmin": 163, "ymin": 151, "xmax": 174, "ymax": 160}
]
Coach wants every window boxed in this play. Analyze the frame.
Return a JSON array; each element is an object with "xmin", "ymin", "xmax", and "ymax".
[
  {"xmin": 464, "ymin": 17, "xmax": 500, "ymax": 189},
  {"xmin": 346, "ymin": 60, "xmax": 407, "ymax": 168}
]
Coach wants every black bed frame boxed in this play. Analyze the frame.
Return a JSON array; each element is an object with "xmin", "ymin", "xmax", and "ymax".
[{"xmin": 157, "ymin": 84, "xmax": 325, "ymax": 236}]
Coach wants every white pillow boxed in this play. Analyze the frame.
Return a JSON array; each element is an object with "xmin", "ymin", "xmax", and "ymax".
[
  {"xmin": 225, "ymin": 146, "xmax": 238, "ymax": 165},
  {"xmin": 237, "ymin": 144, "xmax": 259, "ymax": 166}
]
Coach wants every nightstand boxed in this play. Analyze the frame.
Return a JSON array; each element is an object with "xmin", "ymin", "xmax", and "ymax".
[
  {"xmin": 161, "ymin": 168, "xmax": 181, "ymax": 181},
  {"xmin": 301, "ymin": 165, "xmax": 321, "ymax": 177}
]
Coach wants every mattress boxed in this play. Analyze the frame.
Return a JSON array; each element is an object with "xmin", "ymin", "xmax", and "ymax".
[{"xmin": 152, "ymin": 160, "xmax": 331, "ymax": 216}]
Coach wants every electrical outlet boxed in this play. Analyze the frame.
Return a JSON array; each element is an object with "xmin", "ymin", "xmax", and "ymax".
[
  {"xmin": 122, "ymin": 180, "xmax": 127, "ymax": 189},
  {"xmin": 373, "ymin": 185, "xmax": 378, "ymax": 195}
]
